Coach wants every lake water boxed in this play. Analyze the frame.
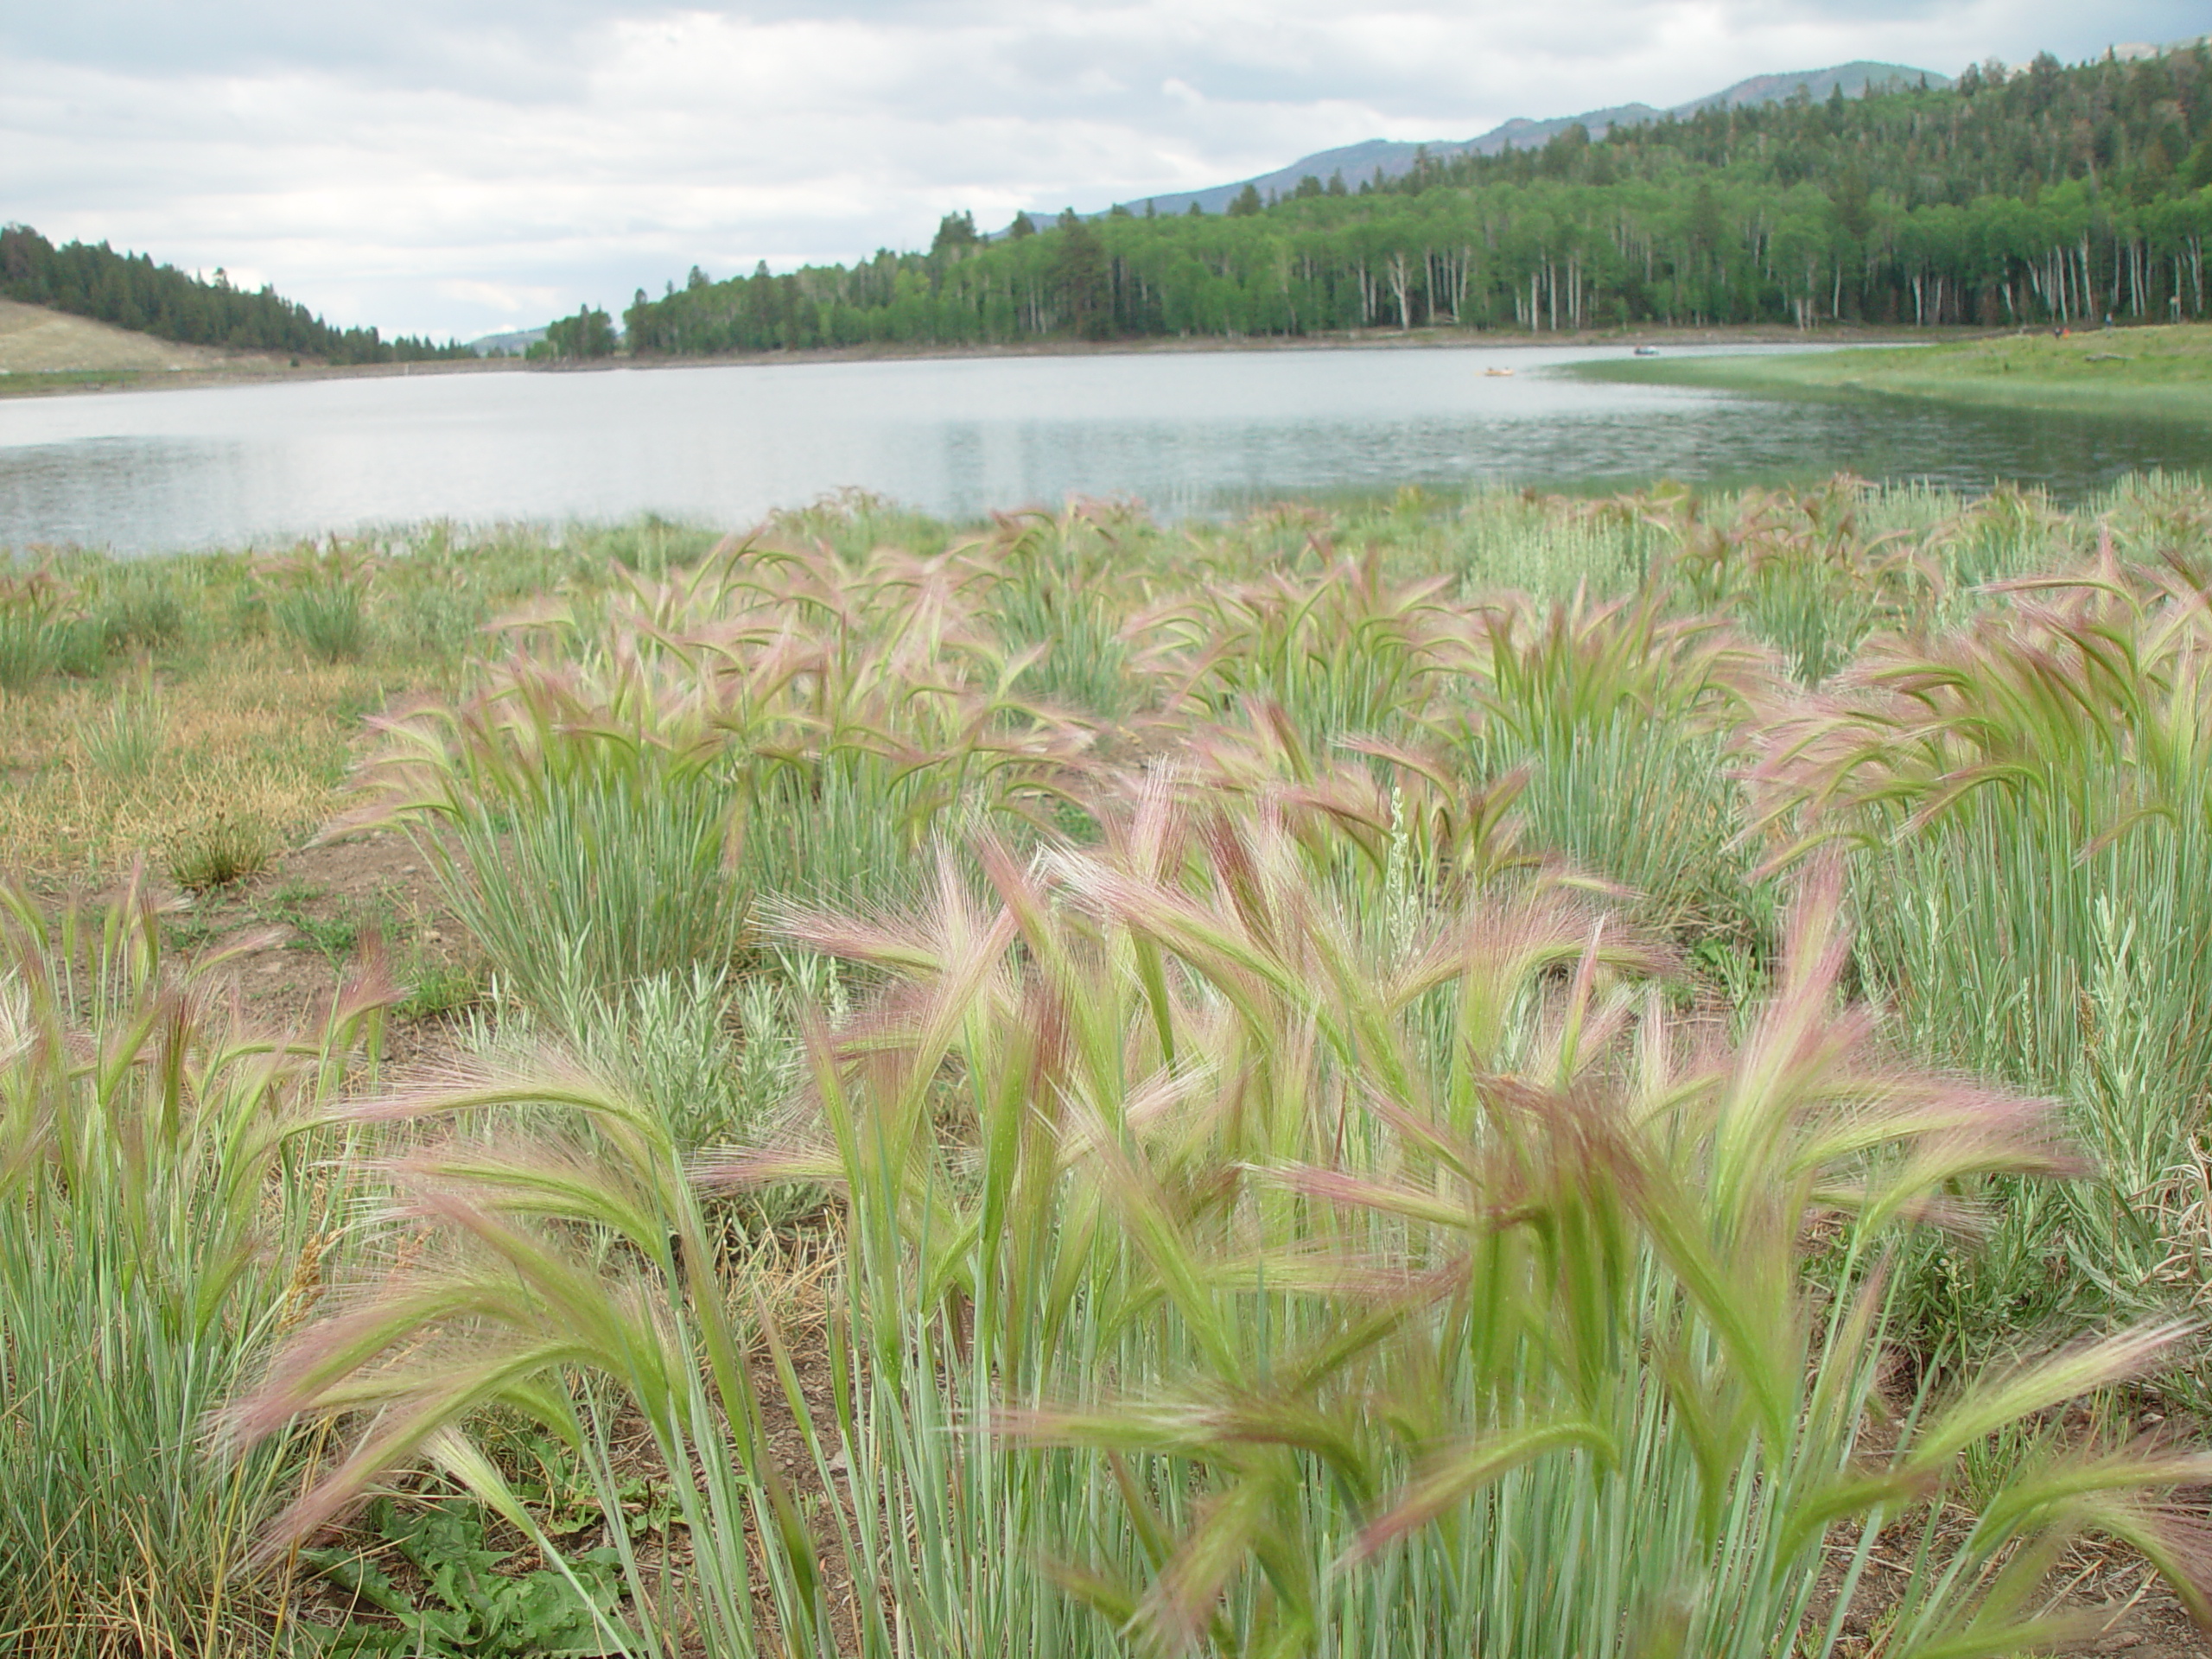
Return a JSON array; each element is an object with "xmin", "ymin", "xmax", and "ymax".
[{"xmin": 3, "ymin": 342, "xmax": 2209, "ymax": 555}]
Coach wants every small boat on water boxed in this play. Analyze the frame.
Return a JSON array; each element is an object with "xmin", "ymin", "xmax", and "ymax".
[
  {"xmin": 1632, "ymin": 346, "xmax": 1661, "ymax": 357},
  {"xmin": 1483, "ymin": 366, "xmax": 1515, "ymax": 377}
]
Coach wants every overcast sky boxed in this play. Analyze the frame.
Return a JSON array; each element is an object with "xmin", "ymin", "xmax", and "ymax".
[{"xmin": 3, "ymin": 1, "xmax": 2205, "ymax": 342}]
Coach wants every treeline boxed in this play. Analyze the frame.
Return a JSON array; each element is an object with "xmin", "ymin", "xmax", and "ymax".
[
  {"xmin": 620, "ymin": 44, "xmax": 2212, "ymax": 354},
  {"xmin": 530, "ymin": 307, "xmax": 618, "ymax": 360},
  {"xmin": 0, "ymin": 226, "xmax": 467, "ymax": 364}
]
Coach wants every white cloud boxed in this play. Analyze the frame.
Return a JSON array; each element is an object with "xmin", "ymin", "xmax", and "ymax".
[{"xmin": 1, "ymin": 0, "xmax": 2203, "ymax": 340}]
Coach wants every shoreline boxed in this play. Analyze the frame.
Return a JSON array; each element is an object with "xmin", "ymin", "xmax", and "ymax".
[
  {"xmin": 0, "ymin": 321, "xmax": 1963, "ymax": 400},
  {"xmin": 1580, "ymin": 323, "xmax": 2212, "ymax": 429}
]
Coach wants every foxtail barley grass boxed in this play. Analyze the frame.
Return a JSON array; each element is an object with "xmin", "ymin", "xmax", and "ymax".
[
  {"xmin": 346, "ymin": 533, "xmax": 1090, "ymax": 1020},
  {"xmin": 19, "ymin": 478, "xmax": 2212, "ymax": 1652},
  {"xmin": 0, "ymin": 869, "xmax": 392, "ymax": 1657},
  {"xmin": 0, "ymin": 561, "xmax": 100, "ymax": 690},
  {"xmin": 1130, "ymin": 550, "xmax": 1460, "ymax": 744},
  {"xmin": 1440, "ymin": 588, "xmax": 1778, "ymax": 944},
  {"xmin": 1752, "ymin": 542, "xmax": 2212, "ymax": 1355},
  {"xmin": 77, "ymin": 678, "xmax": 164, "ymax": 785},
  {"xmin": 260, "ymin": 543, "xmax": 378, "ymax": 664},
  {"xmin": 1636, "ymin": 476, "xmax": 1936, "ymax": 686},
  {"xmin": 443, "ymin": 767, "xmax": 751, "ymax": 1016},
  {"xmin": 986, "ymin": 502, "xmax": 1145, "ymax": 722},
  {"xmin": 236, "ymin": 779, "xmax": 2212, "ymax": 1656}
]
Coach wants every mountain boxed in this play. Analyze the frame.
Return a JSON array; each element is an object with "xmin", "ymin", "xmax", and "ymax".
[
  {"xmin": 468, "ymin": 326, "xmax": 549, "ymax": 358},
  {"xmin": 1056, "ymin": 61, "xmax": 1948, "ymax": 221}
]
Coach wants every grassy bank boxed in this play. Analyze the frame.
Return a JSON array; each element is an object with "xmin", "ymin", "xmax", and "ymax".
[
  {"xmin": 0, "ymin": 366, "xmax": 185, "ymax": 397},
  {"xmin": 1579, "ymin": 322, "xmax": 2212, "ymax": 426},
  {"xmin": 12, "ymin": 479, "xmax": 2212, "ymax": 1654}
]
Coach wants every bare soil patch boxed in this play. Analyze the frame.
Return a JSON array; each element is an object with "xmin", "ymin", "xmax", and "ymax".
[{"xmin": 175, "ymin": 826, "xmax": 475, "ymax": 1066}]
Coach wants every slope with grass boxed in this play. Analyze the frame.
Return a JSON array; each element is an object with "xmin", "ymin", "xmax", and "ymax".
[
  {"xmin": 0, "ymin": 296, "xmax": 259, "ymax": 372},
  {"xmin": 1583, "ymin": 323, "xmax": 2212, "ymax": 425},
  {"xmin": 0, "ymin": 294, "xmax": 295, "ymax": 397}
]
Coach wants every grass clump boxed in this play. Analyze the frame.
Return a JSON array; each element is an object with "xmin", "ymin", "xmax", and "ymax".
[
  {"xmin": 0, "ymin": 873, "xmax": 391, "ymax": 1657},
  {"xmin": 346, "ymin": 534, "xmax": 1089, "ymax": 1024},
  {"xmin": 228, "ymin": 792, "xmax": 2212, "ymax": 1656},
  {"xmin": 92, "ymin": 560, "xmax": 194, "ymax": 653},
  {"xmin": 168, "ymin": 807, "xmax": 276, "ymax": 891},
  {"xmin": 1133, "ymin": 548, "xmax": 1459, "ymax": 745},
  {"xmin": 1431, "ymin": 587, "xmax": 1777, "ymax": 947},
  {"xmin": 986, "ymin": 501, "xmax": 1145, "ymax": 721},
  {"xmin": 261, "ymin": 545, "xmax": 377, "ymax": 663},
  {"xmin": 1751, "ymin": 543, "xmax": 2212, "ymax": 1357},
  {"xmin": 77, "ymin": 677, "xmax": 164, "ymax": 785},
  {"xmin": 0, "ymin": 561, "xmax": 100, "ymax": 690},
  {"xmin": 17, "ymin": 478, "xmax": 2212, "ymax": 1650}
]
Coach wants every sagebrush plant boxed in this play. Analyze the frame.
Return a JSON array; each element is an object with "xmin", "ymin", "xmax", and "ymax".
[
  {"xmin": 0, "ymin": 870, "xmax": 391, "ymax": 1657},
  {"xmin": 464, "ymin": 957, "xmax": 815, "ymax": 1194},
  {"xmin": 235, "ymin": 778, "xmax": 2212, "ymax": 1657}
]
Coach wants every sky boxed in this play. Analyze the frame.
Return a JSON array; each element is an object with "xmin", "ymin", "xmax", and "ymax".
[{"xmin": 3, "ymin": 1, "xmax": 2206, "ymax": 343}]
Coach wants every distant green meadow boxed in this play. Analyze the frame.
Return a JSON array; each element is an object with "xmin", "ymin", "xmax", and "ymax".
[{"xmin": 1584, "ymin": 321, "xmax": 2212, "ymax": 426}]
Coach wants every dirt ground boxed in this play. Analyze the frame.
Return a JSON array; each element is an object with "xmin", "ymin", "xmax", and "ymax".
[
  {"xmin": 176, "ymin": 824, "xmax": 472, "ymax": 1065},
  {"xmin": 2084, "ymin": 1611, "xmax": 2210, "ymax": 1656},
  {"xmin": 1831, "ymin": 1554, "xmax": 2212, "ymax": 1656}
]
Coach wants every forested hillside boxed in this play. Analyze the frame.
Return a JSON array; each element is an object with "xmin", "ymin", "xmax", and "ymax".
[
  {"xmin": 620, "ymin": 45, "xmax": 2212, "ymax": 354},
  {"xmin": 0, "ymin": 226, "xmax": 467, "ymax": 364}
]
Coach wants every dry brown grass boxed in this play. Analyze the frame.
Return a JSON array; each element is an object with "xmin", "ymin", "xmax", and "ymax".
[
  {"xmin": 0, "ymin": 297, "xmax": 269, "ymax": 373},
  {"xmin": 0, "ymin": 657, "xmax": 404, "ymax": 880}
]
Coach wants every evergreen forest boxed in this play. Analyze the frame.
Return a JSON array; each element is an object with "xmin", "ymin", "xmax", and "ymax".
[
  {"xmin": 620, "ymin": 46, "xmax": 2212, "ymax": 355},
  {"xmin": 0, "ymin": 224, "xmax": 467, "ymax": 364}
]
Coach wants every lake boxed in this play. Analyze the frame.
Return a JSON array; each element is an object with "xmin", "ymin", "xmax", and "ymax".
[{"xmin": 3, "ymin": 342, "xmax": 2209, "ymax": 555}]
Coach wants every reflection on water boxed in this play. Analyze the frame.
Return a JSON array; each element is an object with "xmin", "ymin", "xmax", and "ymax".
[{"xmin": 1, "ymin": 344, "xmax": 2207, "ymax": 554}]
